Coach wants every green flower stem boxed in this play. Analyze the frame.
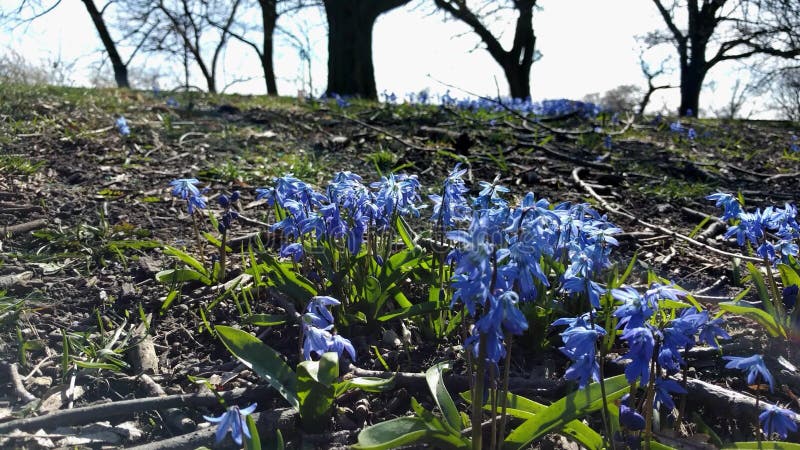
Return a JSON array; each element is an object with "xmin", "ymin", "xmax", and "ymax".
[
  {"xmin": 472, "ymin": 332, "xmax": 488, "ymax": 450},
  {"xmin": 643, "ymin": 346, "xmax": 660, "ymax": 450},
  {"xmin": 598, "ymin": 355, "xmax": 615, "ymax": 450},
  {"xmin": 675, "ymin": 364, "xmax": 689, "ymax": 430},
  {"xmin": 755, "ymin": 383, "xmax": 761, "ymax": 444},
  {"xmin": 497, "ymin": 334, "xmax": 512, "ymax": 446},
  {"xmin": 489, "ymin": 364, "xmax": 498, "ymax": 450},
  {"xmin": 191, "ymin": 213, "xmax": 205, "ymax": 260},
  {"xmin": 217, "ymin": 230, "xmax": 227, "ymax": 283}
]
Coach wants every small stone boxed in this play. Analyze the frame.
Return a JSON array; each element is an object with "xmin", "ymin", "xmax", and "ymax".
[
  {"xmin": 330, "ymin": 136, "xmax": 349, "ymax": 146},
  {"xmin": 382, "ymin": 329, "xmax": 402, "ymax": 349}
]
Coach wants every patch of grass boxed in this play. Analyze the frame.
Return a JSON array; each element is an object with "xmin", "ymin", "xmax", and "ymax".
[
  {"xmin": 364, "ymin": 148, "xmax": 397, "ymax": 173},
  {"xmin": 637, "ymin": 178, "xmax": 714, "ymax": 202},
  {"xmin": 0, "ymin": 154, "xmax": 45, "ymax": 175}
]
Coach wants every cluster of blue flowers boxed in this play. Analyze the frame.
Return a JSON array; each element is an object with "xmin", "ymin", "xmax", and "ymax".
[
  {"xmin": 115, "ymin": 116, "xmax": 130, "ymax": 136},
  {"xmin": 327, "ymin": 89, "xmax": 603, "ymax": 118},
  {"xmin": 169, "ymin": 178, "xmax": 207, "ymax": 214},
  {"xmin": 217, "ymin": 191, "xmax": 240, "ymax": 234},
  {"xmin": 439, "ymin": 167, "xmax": 628, "ymax": 368},
  {"xmin": 256, "ymin": 172, "xmax": 421, "ymax": 262},
  {"xmin": 707, "ymin": 192, "xmax": 800, "ymax": 265},
  {"xmin": 302, "ymin": 295, "xmax": 355, "ymax": 361},
  {"xmin": 668, "ymin": 119, "xmax": 696, "ymax": 140}
]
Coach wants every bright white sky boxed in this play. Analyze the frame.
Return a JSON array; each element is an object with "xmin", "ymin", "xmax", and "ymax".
[{"xmin": 2, "ymin": 0, "xmax": 769, "ymax": 117}]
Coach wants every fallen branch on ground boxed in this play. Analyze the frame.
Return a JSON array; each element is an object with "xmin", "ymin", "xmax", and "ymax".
[{"xmin": 571, "ymin": 167, "xmax": 760, "ymax": 263}]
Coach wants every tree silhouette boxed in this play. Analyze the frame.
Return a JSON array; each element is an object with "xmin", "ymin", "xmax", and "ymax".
[
  {"xmin": 322, "ymin": 0, "xmax": 410, "ymax": 99},
  {"xmin": 649, "ymin": 0, "xmax": 800, "ymax": 116},
  {"xmin": 434, "ymin": 0, "xmax": 539, "ymax": 99}
]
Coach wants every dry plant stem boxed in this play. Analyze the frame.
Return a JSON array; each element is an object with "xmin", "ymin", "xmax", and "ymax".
[
  {"xmin": 2, "ymin": 361, "xmax": 36, "ymax": 403},
  {"xmin": 472, "ymin": 333, "xmax": 488, "ymax": 450},
  {"xmin": 571, "ymin": 167, "xmax": 761, "ymax": 263},
  {"xmin": 0, "ymin": 385, "xmax": 272, "ymax": 433}
]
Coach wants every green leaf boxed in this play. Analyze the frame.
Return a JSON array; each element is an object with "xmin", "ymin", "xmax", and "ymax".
[
  {"xmin": 202, "ymin": 231, "xmax": 232, "ymax": 252},
  {"xmin": 461, "ymin": 391, "xmax": 604, "ymax": 450},
  {"xmin": 459, "ymin": 391, "xmax": 604, "ymax": 450},
  {"xmin": 377, "ymin": 301, "xmax": 444, "ymax": 322},
  {"xmin": 260, "ymin": 254, "xmax": 317, "ymax": 302},
  {"xmin": 778, "ymin": 263, "xmax": 800, "ymax": 290},
  {"xmin": 244, "ymin": 414, "xmax": 261, "ymax": 450},
  {"xmin": 295, "ymin": 352, "xmax": 338, "ymax": 431},
  {"xmin": 263, "ymin": 429, "xmax": 284, "ymax": 450},
  {"xmin": 719, "ymin": 301, "xmax": 785, "ymax": 337},
  {"xmin": 155, "ymin": 268, "xmax": 212, "ymax": 285},
  {"xmin": 243, "ymin": 314, "xmax": 288, "ymax": 327},
  {"xmin": 345, "ymin": 376, "xmax": 396, "ymax": 393},
  {"xmin": 159, "ymin": 289, "xmax": 180, "ymax": 314},
  {"xmin": 503, "ymin": 374, "xmax": 630, "ymax": 450},
  {"xmin": 353, "ymin": 417, "xmax": 469, "ymax": 450},
  {"xmin": 618, "ymin": 251, "xmax": 638, "ymax": 285},
  {"xmin": 163, "ymin": 245, "xmax": 209, "ymax": 277},
  {"xmin": 396, "ymin": 216, "xmax": 415, "ymax": 250},
  {"xmin": 364, "ymin": 276, "xmax": 382, "ymax": 304},
  {"xmin": 215, "ymin": 325, "xmax": 299, "ymax": 408},
  {"xmin": 297, "ymin": 353, "xmax": 336, "ymax": 433},
  {"xmin": 745, "ymin": 262, "xmax": 775, "ymax": 317},
  {"xmin": 722, "ymin": 443, "xmax": 800, "ymax": 450},
  {"xmin": 425, "ymin": 362, "xmax": 461, "ymax": 433}
]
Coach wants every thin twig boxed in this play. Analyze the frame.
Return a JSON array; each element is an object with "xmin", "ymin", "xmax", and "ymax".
[
  {"xmin": 571, "ymin": 167, "xmax": 761, "ymax": 263},
  {"xmin": 2, "ymin": 361, "xmax": 37, "ymax": 403},
  {"xmin": 0, "ymin": 385, "xmax": 274, "ymax": 433},
  {"xmin": 336, "ymin": 113, "xmax": 436, "ymax": 152}
]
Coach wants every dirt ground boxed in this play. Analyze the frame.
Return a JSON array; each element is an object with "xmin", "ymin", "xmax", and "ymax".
[{"xmin": 1, "ymin": 84, "xmax": 799, "ymax": 449}]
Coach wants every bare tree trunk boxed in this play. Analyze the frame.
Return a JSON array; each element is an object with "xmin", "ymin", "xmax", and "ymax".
[
  {"xmin": 679, "ymin": 59, "xmax": 706, "ymax": 116},
  {"xmin": 323, "ymin": 0, "xmax": 409, "ymax": 99},
  {"xmin": 433, "ymin": 0, "xmax": 537, "ymax": 100},
  {"xmin": 259, "ymin": 0, "xmax": 278, "ymax": 95},
  {"xmin": 81, "ymin": 0, "xmax": 129, "ymax": 88}
]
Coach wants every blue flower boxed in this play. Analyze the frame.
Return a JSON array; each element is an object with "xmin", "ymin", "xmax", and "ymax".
[
  {"xmin": 619, "ymin": 394, "xmax": 645, "ymax": 430},
  {"xmin": 603, "ymin": 135, "xmax": 612, "ymax": 150},
  {"xmin": 203, "ymin": 403, "xmax": 257, "ymax": 445},
  {"xmin": 553, "ymin": 314, "xmax": 605, "ymax": 388},
  {"xmin": 783, "ymin": 284, "xmax": 798, "ymax": 310},
  {"xmin": 306, "ymin": 296, "xmax": 340, "ymax": 328},
  {"xmin": 116, "ymin": 116, "xmax": 130, "ymax": 136},
  {"xmin": 187, "ymin": 193, "xmax": 207, "ymax": 214},
  {"xmin": 430, "ymin": 164, "xmax": 471, "ymax": 230},
  {"xmin": 620, "ymin": 326, "xmax": 655, "ymax": 384},
  {"xmin": 654, "ymin": 378, "xmax": 687, "ymax": 411},
  {"xmin": 170, "ymin": 178, "xmax": 202, "ymax": 200},
  {"xmin": 613, "ymin": 287, "xmax": 654, "ymax": 330},
  {"xmin": 687, "ymin": 128, "xmax": 697, "ymax": 140},
  {"xmin": 697, "ymin": 315, "xmax": 730, "ymax": 348},
  {"xmin": 723, "ymin": 354, "xmax": 774, "ymax": 392},
  {"xmin": 759, "ymin": 404, "xmax": 798, "ymax": 439},
  {"xmin": 280, "ymin": 242, "xmax": 305, "ymax": 262},
  {"xmin": 706, "ymin": 192, "xmax": 742, "ymax": 221}
]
